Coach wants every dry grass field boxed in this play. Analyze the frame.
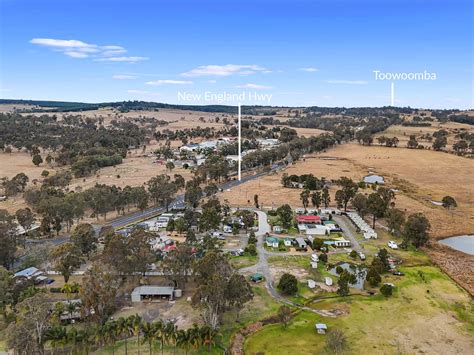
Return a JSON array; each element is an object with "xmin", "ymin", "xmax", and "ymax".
[
  {"xmin": 375, "ymin": 121, "xmax": 474, "ymax": 146},
  {"xmin": 0, "ymin": 144, "xmax": 194, "ymax": 215}
]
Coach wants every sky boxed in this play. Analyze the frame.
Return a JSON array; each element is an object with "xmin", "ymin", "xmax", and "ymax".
[{"xmin": 0, "ymin": 0, "xmax": 472, "ymax": 108}]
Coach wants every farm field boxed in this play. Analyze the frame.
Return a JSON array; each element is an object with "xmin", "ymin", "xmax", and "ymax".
[{"xmin": 374, "ymin": 121, "xmax": 474, "ymax": 146}]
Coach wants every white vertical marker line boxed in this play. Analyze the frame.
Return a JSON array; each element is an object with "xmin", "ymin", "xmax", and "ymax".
[
  {"xmin": 391, "ymin": 82, "xmax": 395, "ymax": 106},
  {"xmin": 238, "ymin": 103, "xmax": 241, "ymax": 181}
]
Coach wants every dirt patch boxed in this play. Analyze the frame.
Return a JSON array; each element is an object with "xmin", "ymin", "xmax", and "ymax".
[{"xmin": 270, "ymin": 265, "xmax": 309, "ymax": 281}]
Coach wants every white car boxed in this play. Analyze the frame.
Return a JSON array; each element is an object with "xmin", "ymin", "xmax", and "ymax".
[{"xmin": 388, "ymin": 241, "xmax": 398, "ymax": 249}]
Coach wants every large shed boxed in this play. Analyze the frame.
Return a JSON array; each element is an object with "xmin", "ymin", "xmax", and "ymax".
[{"xmin": 131, "ymin": 286, "xmax": 175, "ymax": 302}]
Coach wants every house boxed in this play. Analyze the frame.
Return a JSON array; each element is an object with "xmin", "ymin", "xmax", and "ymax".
[
  {"xmin": 180, "ymin": 143, "xmax": 200, "ymax": 153},
  {"xmin": 131, "ymin": 286, "xmax": 175, "ymax": 302},
  {"xmin": 295, "ymin": 215, "xmax": 321, "ymax": 224},
  {"xmin": 300, "ymin": 224, "xmax": 328, "ymax": 236},
  {"xmin": 14, "ymin": 267, "xmax": 44, "ymax": 281},
  {"xmin": 363, "ymin": 174, "xmax": 385, "ymax": 184},
  {"xmin": 334, "ymin": 238, "xmax": 351, "ymax": 248},
  {"xmin": 266, "ymin": 237, "xmax": 279, "ymax": 248},
  {"xmin": 257, "ymin": 138, "xmax": 279, "ymax": 148},
  {"xmin": 283, "ymin": 237, "xmax": 292, "ymax": 247},
  {"xmin": 199, "ymin": 141, "xmax": 218, "ymax": 150},
  {"xmin": 273, "ymin": 225, "xmax": 283, "ymax": 233},
  {"xmin": 295, "ymin": 237, "xmax": 307, "ymax": 250},
  {"xmin": 156, "ymin": 213, "xmax": 174, "ymax": 228},
  {"xmin": 315, "ymin": 323, "xmax": 328, "ymax": 334}
]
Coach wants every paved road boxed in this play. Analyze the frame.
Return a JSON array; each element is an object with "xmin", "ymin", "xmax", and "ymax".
[
  {"xmin": 96, "ymin": 165, "xmax": 281, "ymax": 231},
  {"xmin": 333, "ymin": 215, "xmax": 363, "ymax": 252}
]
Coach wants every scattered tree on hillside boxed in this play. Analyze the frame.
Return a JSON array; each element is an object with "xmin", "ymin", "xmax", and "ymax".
[
  {"xmin": 50, "ymin": 243, "xmax": 84, "ymax": 283},
  {"xmin": 404, "ymin": 213, "xmax": 431, "ymax": 248},
  {"xmin": 367, "ymin": 193, "xmax": 387, "ymax": 228},
  {"xmin": 276, "ymin": 204, "xmax": 293, "ymax": 229},
  {"xmin": 70, "ymin": 223, "xmax": 98, "ymax": 257},
  {"xmin": 386, "ymin": 208, "xmax": 405, "ymax": 237},
  {"xmin": 322, "ymin": 187, "xmax": 331, "ymax": 208}
]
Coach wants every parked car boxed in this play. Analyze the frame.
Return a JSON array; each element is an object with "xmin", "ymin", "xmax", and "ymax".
[
  {"xmin": 358, "ymin": 252, "xmax": 366, "ymax": 260},
  {"xmin": 212, "ymin": 231, "xmax": 225, "ymax": 240},
  {"xmin": 223, "ymin": 225, "xmax": 233, "ymax": 233},
  {"xmin": 388, "ymin": 241, "xmax": 398, "ymax": 249}
]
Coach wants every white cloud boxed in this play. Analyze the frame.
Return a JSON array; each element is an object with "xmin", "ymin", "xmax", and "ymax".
[
  {"xmin": 146, "ymin": 80, "xmax": 193, "ymax": 85},
  {"xmin": 95, "ymin": 56, "xmax": 149, "ymax": 63},
  {"xmin": 30, "ymin": 38, "xmax": 147, "ymax": 62},
  {"xmin": 113, "ymin": 74, "xmax": 139, "ymax": 80},
  {"xmin": 64, "ymin": 51, "xmax": 90, "ymax": 58},
  {"xmin": 299, "ymin": 67, "xmax": 319, "ymax": 72},
  {"xmin": 181, "ymin": 64, "xmax": 266, "ymax": 77},
  {"xmin": 236, "ymin": 83, "xmax": 273, "ymax": 90},
  {"xmin": 30, "ymin": 38, "xmax": 96, "ymax": 49},
  {"xmin": 207, "ymin": 80, "xmax": 217, "ymax": 83},
  {"xmin": 326, "ymin": 80, "xmax": 368, "ymax": 85}
]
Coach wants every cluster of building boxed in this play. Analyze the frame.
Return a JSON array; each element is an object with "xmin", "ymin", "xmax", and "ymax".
[{"xmin": 347, "ymin": 211, "xmax": 377, "ymax": 239}]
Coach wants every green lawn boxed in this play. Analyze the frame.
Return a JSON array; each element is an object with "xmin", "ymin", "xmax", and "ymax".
[
  {"xmin": 229, "ymin": 255, "xmax": 258, "ymax": 269},
  {"xmin": 245, "ymin": 265, "xmax": 474, "ymax": 354}
]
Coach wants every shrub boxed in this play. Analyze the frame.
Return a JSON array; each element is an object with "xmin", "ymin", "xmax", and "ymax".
[
  {"xmin": 319, "ymin": 252, "xmax": 328, "ymax": 263},
  {"xmin": 380, "ymin": 284, "xmax": 393, "ymax": 297},
  {"xmin": 349, "ymin": 250, "xmax": 358, "ymax": 259},
  {"xmin": 326, "ymin": 329, "xmax": 347, "ymax": 353},
  {"xmin": 277, "ymin": 273, "xmax": 298, "ymax": 295},
  {"xmin": 366, "ymin": 267, "xmax": 381, "ymax": 287},
  {"xmin": 245, "ymin": 244, "xmax": 257, "ymax": 256}
]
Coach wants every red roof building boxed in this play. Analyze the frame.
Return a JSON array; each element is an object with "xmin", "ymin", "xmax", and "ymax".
[{"xmin": 295, "ymin": 215, "xmax": 321, "ymax": 224}]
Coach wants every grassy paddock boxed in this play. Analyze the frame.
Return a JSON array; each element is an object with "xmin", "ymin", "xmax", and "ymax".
[{"xmin": 245, "ymin": 265, "xmax": 474, "ymax": 354}]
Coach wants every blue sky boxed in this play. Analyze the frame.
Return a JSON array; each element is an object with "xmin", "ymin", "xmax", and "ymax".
[{"xmin": 0, "ymin": 0, "xmax": 472, "ymax": 108}]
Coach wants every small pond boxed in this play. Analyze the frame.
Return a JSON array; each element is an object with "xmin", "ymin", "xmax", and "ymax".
[
  {"xmin": 329, "ymin": 262, "xmax": 367, "ymax": 289},
  {"xmin": 439, "ymin": 235, "xmax": 474, "ymax": 255}
]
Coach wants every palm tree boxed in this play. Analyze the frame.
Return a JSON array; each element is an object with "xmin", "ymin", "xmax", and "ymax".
[
  {"xmin": 189, "ymin": 324, "xmax": 202, "ymax": 351},
  {"xmin": 67, "ymin": 327, "xmax": 81, "ymax": 354},
  {"xmin": 61, "ymin": 283, "xmax": 74, "ymax": 301},
  {"xmin": 93, "ymin": 323, "xmax": 107, "ymax": 352},
  {"xmin": 103, "ymin": 320, "xmax": 118, "ymax": 354},
  {"xmin": 45, "ymin": 325, "xmax": 67, "ymax": 355},
  {"xmin": 66, "ymin": 301, "xmax": 78, "ymax": 323},
  {"xmin": 200, "ymin": 325, "xmax": 217, "ymax": 353},
  {"xmin": 153, "ymin": 320, "xmax": 165, "ymax": 355},
  {"xmin": 164, "ymin": 321, "xmax": 178, "ymax": 355},
  {"xmin": 141, "ymin": 321, "xmax": 156, "ymax": 355},
  {"xmin": 116, "ymin": 316, "xmax": 132, "ymax": 355},
  {"xmin": 131, "ymin": 315, "xmax": 143, "ymax": 354},
  {"xmin": 176, "ymin": 329, "xmax": 191, "ymax": 355}
]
